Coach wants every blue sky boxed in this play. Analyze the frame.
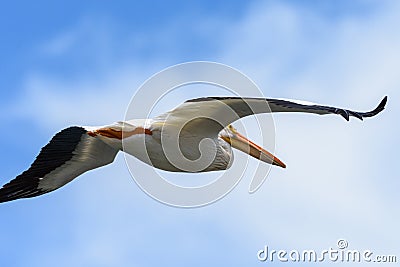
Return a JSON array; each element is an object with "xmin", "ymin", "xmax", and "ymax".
[{"xmin": 0, "ymin": 1, "xmax": 399, "ymax": 266}]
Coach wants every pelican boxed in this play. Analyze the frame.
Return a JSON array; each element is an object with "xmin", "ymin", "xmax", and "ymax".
[{"xmin": 0, "ymin": 96, "xmax": 387, "ymax": 203}]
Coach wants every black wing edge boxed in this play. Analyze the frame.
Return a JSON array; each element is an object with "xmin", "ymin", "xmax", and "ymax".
[
  {"xmin": 0, "ymin": 126, "xmax": 87, "ymax": 204},
  {"xmin": 185, "ymin": 96, "xmax": 239, "ymax": 103},
  {"xmin": 332, "ymin": 96, "xmax": 387, "ymax": 121}
]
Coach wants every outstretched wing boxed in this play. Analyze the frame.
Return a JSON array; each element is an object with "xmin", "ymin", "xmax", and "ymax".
[
  {"xmin": 185, "ymin": 96, "xmax": 387, "ymax": 121},
  {"xmin": 0, "ymin": 126, "xmax": 119, "ymax": 203},
  {"xmin": 154, "ymin": 96, "xmax": 387, "ymax": 138}
]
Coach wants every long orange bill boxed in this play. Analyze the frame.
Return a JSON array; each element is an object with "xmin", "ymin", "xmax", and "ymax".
[{"xmin": 221, "ymin": 131, "xmax": 286, "ymax": 168}]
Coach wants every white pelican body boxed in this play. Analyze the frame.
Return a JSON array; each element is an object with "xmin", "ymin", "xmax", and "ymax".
[
  {"xmin": 119, "ymin": 119, "xmax": 234, "ymax": 172},
  {"xmin": 0, "ymin": 96, "xmax": 387, "ymax": 203}
]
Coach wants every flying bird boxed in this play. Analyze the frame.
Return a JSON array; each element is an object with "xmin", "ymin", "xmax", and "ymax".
[{"xmin": 0, "ymin": 96, "xmax": 387, "ymax": 203}]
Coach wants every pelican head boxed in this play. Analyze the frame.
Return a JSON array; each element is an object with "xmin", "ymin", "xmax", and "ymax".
[{"xmin": 219, "ymin": 125, "xmax": 286, "ymax": 168}]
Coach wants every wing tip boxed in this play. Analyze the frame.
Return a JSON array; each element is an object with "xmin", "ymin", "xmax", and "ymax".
[
  {"xmin": 365, "ymin": 95, "xmax": 387, "ymax": 118},
  {"xmin": 0, "ymin": 185, "xmax": 46, "ymax": 204},
  {"xmin": 377, "ymin": 95, "xmax": 388, "ymax": 112},
  {"xmin": 341, "ymin": 96, "xmax": 387, "ymax": 121}
]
